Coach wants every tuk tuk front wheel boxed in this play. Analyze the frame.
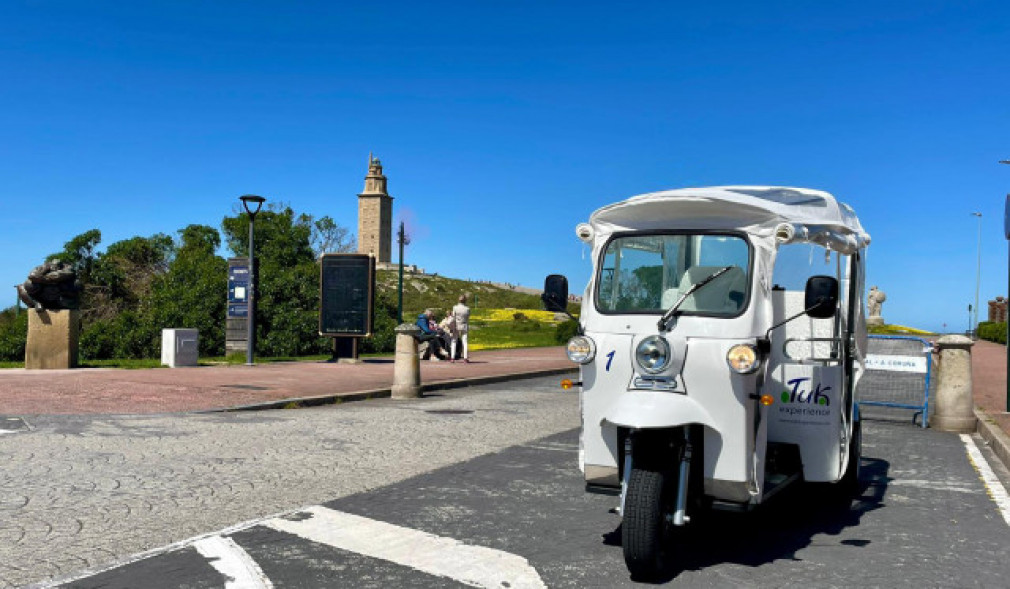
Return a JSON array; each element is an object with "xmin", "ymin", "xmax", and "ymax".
[{"xmin": 622, "ymin": 467, "xmax": 675, "ymax": 579}]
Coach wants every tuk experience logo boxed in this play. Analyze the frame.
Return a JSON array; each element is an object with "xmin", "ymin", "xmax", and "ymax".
[{"xmin": 778, "ymin": 377, "xmax": 832, "ymax": 419}]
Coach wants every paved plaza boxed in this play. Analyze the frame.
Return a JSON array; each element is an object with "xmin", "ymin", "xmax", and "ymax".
[{"xmin": 0, "ymin": 344, "xmax": 1007, "ymax": 587}]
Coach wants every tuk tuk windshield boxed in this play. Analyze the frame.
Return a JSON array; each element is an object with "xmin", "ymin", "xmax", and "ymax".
[{"xmin": 596, "ymin": 233, "xmax": 750, "ymax": 316}]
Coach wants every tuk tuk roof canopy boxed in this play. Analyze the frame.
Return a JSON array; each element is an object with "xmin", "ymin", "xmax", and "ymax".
[{"xmin": 588, "ymin": 186, "xmax": 870, "ymax": 255}]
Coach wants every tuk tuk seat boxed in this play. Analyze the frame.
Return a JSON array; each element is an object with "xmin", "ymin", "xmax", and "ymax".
[{"xmin": 676, "ymin": 266, "xmax": 746, "ymax": 314}]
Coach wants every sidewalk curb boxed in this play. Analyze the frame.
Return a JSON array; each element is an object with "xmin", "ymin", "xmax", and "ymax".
[
  {"xmin": 975, "ymin": 408, "xmax": 1010, "ymax": 472},
  {"xmin": 201, "ymin": 366, "xmax": 578, "ymax": 414}
]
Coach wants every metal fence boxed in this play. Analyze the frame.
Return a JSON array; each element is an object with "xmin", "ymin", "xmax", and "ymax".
[{"xmin": 856, "ymin": 335, "xmax": 933, "ymax": 428}]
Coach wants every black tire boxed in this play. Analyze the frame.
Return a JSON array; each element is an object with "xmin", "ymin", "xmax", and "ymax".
[
  {"xmin": 839, "ymin": 418, "xmax": 862, "ymax": 496},
  {"xmin": 622, "ymin": 467, "xmax": 674, "ymax": 580}
]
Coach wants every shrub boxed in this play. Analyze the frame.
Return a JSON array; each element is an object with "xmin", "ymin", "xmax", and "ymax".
[
  {"xmin": 978, "ymin": 321, "xmax": 1007, "ymax": 345},
  {"xmin": 80, "ymin": 319, "xmax": 117, "ymax": 360},
  {"xmin": 555, "ymin": 319, "xmax": 580, "ymax": 344},
  {"xmin": 0, "ymin": 311, "xmax": 28, "ymax": 361}
]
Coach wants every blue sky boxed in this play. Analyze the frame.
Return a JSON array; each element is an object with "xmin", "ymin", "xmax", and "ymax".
[{"xmin": 2, "ymin": 1, "xmax": 1008, "ymax": 333}]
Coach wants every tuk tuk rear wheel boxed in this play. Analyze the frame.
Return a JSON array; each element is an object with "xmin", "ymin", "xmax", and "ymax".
[
  {"xmin": 839, "ymin": 418, "xmax": 862, "ymax": 496},
  {"xmin": 622, "ymin": 467, "xmax": 674, "ymax": 579}
]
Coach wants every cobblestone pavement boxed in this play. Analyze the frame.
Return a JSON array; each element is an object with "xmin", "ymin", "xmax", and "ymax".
[{"xmin": 0, "ymin": 376, "xmax": 580, "ymax": 588}]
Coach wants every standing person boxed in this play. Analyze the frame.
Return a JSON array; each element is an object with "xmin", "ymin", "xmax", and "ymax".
[
  {"xmin": 451, "ymin": 295, "xmax": 471, "ymax": 363},
  {"xmin": 439, "ymin": 309, "xmax": 458, "ymax": 360}
]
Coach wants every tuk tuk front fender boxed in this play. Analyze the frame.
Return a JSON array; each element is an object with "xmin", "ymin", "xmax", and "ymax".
[{"xmin": 601, "ymin": 390, "xmax": 718, "ymax": 431}]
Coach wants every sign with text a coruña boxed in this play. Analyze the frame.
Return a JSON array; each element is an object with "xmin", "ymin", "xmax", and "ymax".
[{"xmin": 319, "ymin": 254, "xmax": 375, "ymax": 337}]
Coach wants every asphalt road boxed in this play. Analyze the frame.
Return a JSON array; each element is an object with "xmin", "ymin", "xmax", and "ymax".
[{"xmin": 3, "ymin": 376, "xmax": 1009, "ymax": 588}]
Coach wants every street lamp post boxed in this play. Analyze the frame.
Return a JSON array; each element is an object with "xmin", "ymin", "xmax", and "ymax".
[
  {"xmin": 239, "ymin": 194, "xmax": 266, "ymax": 366},
  {"xmin": 396, "ymin": 221, "xmax": 410, "ymax": 324},
  {"xmin": 1000, "ymin": 159, "xmax": 1010, "ymax": 412},
  {"xmin": 971, "ymin": 212, "xmax": 982, "ymax": 338}
]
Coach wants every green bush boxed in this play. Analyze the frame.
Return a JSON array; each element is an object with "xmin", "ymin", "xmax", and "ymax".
[
  {"xmin": 555, "ymin": 319, "xmax": 580, "ymax": 344},
  {"xmin": 978, "ymin": 321, "xmax": 1007, "ymax": 345},
  {"xmin": 358, "ymin": 290, "xmax": 398, "ymax": 354},
  {"xmin": 0, "ymin": 310, "xmax": 28, "ymax": 361},
  {"xmin": 80, "ymin": 319, "xmax": 117, "ymax": 360}
]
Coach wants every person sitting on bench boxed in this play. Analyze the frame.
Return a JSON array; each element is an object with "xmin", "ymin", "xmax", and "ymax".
[{"xmin": 416, "ymin": 309, "xmax": 449, "ymax": 360}]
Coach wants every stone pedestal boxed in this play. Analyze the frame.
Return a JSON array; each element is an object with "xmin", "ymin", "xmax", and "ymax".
[
  {"xmin": 932, "ymin": 335, "xmax": 976, "ymax": 433},
  {"xmin": 867, "ymin": 315, "xmax": 885, "ymax": 327},
  {"xmin": 25, "ymin": 309, "xmax": 80, "ymax": 369},
  {"xmin": 392, "ymin": 323, "xmax": 421, "ymax": 399}
]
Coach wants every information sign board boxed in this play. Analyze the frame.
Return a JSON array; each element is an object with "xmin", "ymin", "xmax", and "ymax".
[
  {"xmin": 229, "ymin": 265, "xmax": 250, "ymax": 303},
  {"xmin": 319, "ymin": 254, "xmax": 375, "ymax": 337}
]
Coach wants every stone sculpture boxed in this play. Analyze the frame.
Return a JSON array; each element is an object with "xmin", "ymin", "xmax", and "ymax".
[
  {"xmin": 867, "ymin": 285, "xmax": 886, "ymax": 326},
  {"xmin": 17, "ymin": 259, "xmax": 83, "ymax": 310}
]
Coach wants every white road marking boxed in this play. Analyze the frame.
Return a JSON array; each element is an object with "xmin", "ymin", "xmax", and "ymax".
[
  {"xmin": 0, "ymin": 429, "xmax": 17, "ymax": 435},
  {"xmin": 888, "ymin": 479, "xmax": 981, "ymax": 494},
  {"xmin": 193, "ymin": 535, "xmax": 273, "ymax": 589},
  {"xmin": 523, "ymin": 441, "xmax": 579, "ymax": 453},
  {"xmin": 960, "ymin": 434, "xmax": 1010, "ymax": 526},
  {"xmin": 265, "ymin": 505, "xmax": 547, "ymax": 589}
]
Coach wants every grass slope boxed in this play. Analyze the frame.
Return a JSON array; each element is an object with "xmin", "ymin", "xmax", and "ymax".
[{"xmin": 377, "ymin": 270, "xmax": 549, "ymax": 318}]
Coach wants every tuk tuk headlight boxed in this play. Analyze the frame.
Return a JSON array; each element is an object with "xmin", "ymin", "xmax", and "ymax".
[
  {"xmin": 726, "ymin": 344, "xmax": 761, "ymax": 374},
  {"xmin": 566, "ymin": 336, "xmax": 596, "ymax": 364},
  {"xmin": 636, "ymin": 336, "xmax": 671, "ymax": 374}
]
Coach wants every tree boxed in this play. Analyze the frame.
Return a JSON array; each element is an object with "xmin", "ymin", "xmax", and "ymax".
[
  {"xmin": 146, "ymin": 225, "xmax": 227, "ymax": 357},
  {"xmin": 48, "ymin": 229, "xmax": 102, "ymax": 283},
  {"xmin": 83, "ymin": 233, "xmax": 174, "ymax": 325},
  {"xmin": 302, "ymin": 214, "xmax": 355, "ymax": 259},
  {"xmin": 222, "ymin": 205, "xmax": 335, "ymax": 357}
]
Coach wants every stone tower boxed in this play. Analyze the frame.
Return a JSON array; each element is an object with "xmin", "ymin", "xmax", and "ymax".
[{"xmin": 357, "ymin": 153, "xmax": 393, "ymax": 263}]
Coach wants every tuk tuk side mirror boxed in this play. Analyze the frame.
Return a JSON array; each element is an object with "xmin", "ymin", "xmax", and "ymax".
[
  {"xmin": 542, "ymin": 274, "xmax": 569, "ymax": 313},
  {"xmin": 805, "ymin": 275, "xmax": 839, "ymax": 319}
]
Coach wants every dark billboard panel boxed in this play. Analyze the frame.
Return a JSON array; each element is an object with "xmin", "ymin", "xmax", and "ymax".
[{"xmin": 319, "ymin": 254, "xmax": 375, "ymax": 337}]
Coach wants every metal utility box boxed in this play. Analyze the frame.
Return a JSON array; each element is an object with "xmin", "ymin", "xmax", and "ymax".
[{"xmin": 161, "ymin": 328, "xmax": 199, "ymax": 367}]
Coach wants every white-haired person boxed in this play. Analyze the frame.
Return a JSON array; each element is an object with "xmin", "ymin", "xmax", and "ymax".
[{"xmin": 451, "ymin": 295, "xmax": 471, "ymax": 363}]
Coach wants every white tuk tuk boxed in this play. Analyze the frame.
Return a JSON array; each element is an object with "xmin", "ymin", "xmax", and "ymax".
[{"xmin": 542, "ymin": 186, "xmax": 870, "ymax": 579}]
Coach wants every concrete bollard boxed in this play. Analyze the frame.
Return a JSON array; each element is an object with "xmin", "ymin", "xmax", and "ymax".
[
  {"xmin": 932, "ymin": 335, "xmax": 977, "ymax": 433},
  {"xmin": 392, "ymin": 323, "xmax": 422, "ymax": 399}
]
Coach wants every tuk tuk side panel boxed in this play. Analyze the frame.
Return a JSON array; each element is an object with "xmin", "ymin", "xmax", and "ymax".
[
  {"xmin": 766, "ymin": 363, "xmax": 844, "ymax": 481},
  {"xmin": 580, "ymin": 332, "xmax": 634, "ymax": 488},
  {"xmin": 681, "ymin": 338, "xmax": 765, "ymax": 501}
]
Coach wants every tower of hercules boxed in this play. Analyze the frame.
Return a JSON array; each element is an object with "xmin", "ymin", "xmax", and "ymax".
[{"xmin": 356, "ymin": 153, "xmax": 393, "ymax": 263}]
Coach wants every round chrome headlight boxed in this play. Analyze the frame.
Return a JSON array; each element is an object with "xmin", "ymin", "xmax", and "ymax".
[
  {"xmin": 636, "ymin": 336, "xmax": 671, "ymax": 374},
  {"xmin": 566, "ymin": 336, "xmax": 596, "ymax": 364},
  {"xmin": 726, "ymin": 344, "xmax": 760, "ymax": 374}
]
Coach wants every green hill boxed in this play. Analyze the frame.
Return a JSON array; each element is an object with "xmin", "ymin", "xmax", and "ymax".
[{"xmin": 378, "ymin": 270, "xmax": 552, "ymax": 318}]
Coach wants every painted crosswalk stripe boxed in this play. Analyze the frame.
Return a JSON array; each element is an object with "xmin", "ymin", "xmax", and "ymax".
[
  {"xmin": 193, "ymin": 535, "xmax": 274, "ymax": 589},
  {"xmin": 961, "ymin": 434, "xmax": 1010, "ymax": 526},
  {"xmin": 265, "ymin": 505, "xmax": 546, "ymax": 589}
]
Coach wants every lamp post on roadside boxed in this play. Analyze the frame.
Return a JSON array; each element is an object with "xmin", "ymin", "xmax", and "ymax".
[
  {"xmin": 1000, "ymin": 159, "xmax": 1010, "ymax": 412},
  {"xmin": 971, "ymin": 212, "xmax": 982, "ymax": 338},
  {"xmin": 397, "ymin": 221, "xmax": 410, "ymax": 324},
  {"xmin": 239, "ymin": 194, "xmax": 266, "ymax": 366}
]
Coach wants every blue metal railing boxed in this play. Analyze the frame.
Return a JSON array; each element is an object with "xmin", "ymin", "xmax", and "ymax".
[{"xmin": 857, "ymin": 335, "xmax": 932, "ymax": 428}]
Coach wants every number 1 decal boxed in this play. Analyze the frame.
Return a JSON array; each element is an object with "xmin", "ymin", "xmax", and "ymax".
[{"xmin": 605, "ymin": 350, "xmax": 615, "ymax": 371}]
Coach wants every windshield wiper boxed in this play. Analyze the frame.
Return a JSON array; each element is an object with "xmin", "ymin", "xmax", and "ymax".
[{"xmin": 657, "ymin": 266, "xmax": 733, "ymax": 332}]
